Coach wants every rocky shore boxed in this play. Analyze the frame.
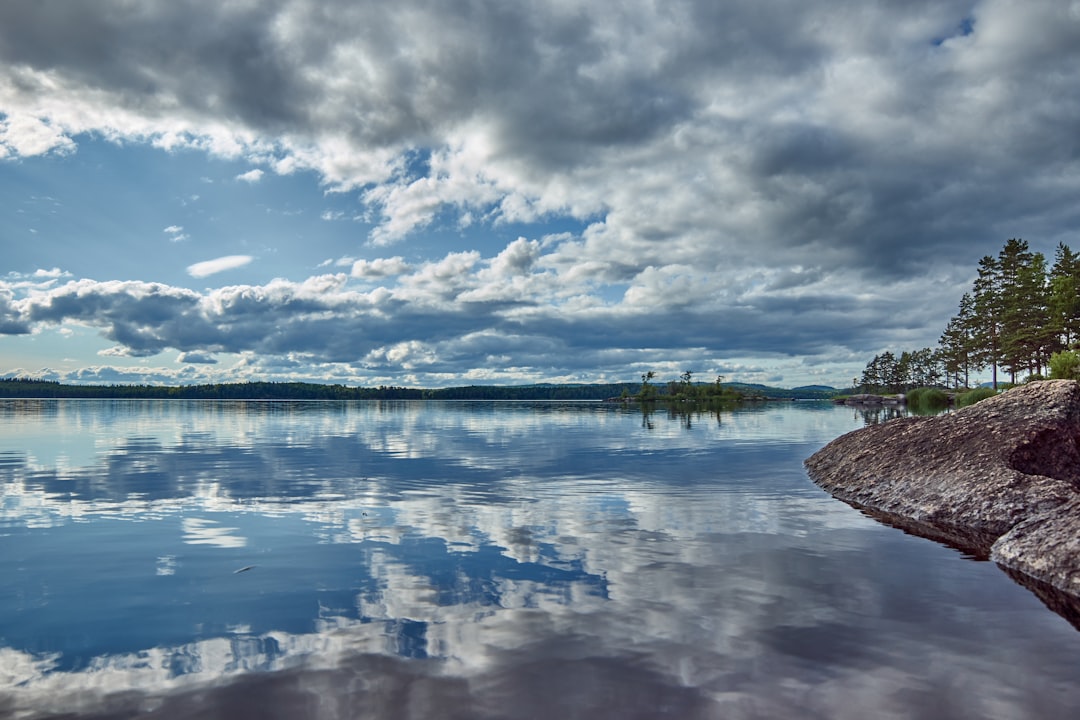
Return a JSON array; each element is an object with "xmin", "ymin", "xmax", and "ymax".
[{"xmin": 805, "ymin": 380, "xmax": 1080, "ymax": 609}]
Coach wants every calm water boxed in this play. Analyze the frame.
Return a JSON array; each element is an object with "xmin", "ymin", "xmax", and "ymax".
[{"xmin": 1, "ymin": 399, "xmax": 1078, "ymax": 719}]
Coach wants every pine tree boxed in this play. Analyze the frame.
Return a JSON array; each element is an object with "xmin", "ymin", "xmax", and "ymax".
[
  {"xmin": 859, "ymin": 353, "xmax": 895, "ymax": 393},
  {"xmin": 971, "ymin": 254, "xmax": 1003, "ymax": 388},
  {"xmin": 1049, "ymin": 242, "xmax": 1080, "ymax": 348},
  {"xmin": 1020, "ymin": 250, "xmax": 1054, "ymax": 376},
  {"xmin": 940, "ymin": 292, "xmax": 975, "ymax": 388},
  {"xmin": 907, "ymin": 347, "xmax": 943, "ymax": 388},
  {"xmin": 996, "ymin": 240, "xmax": 1051, "ymax": 380}
]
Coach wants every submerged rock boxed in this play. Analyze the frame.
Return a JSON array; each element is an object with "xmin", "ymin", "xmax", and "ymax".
[{"xmin": 805, "ymin": 380, "xmax": 1080, "ymax": 602}]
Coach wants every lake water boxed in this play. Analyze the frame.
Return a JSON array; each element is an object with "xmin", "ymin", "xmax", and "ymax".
[{"xmin": 1, "ymin": 399, "xmax": 1079, "ymax": 719}]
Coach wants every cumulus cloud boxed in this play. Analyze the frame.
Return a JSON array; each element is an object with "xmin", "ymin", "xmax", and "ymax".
[
  {"xmin": 0, "ymin": 114, "xmax": 76, "ymax": 157},
  {"xmin": 235, "ymin": 168, "xmax": 264, "ymax": 183},
  {"xmin": 0, "ymin": 292, "xmax": 30, "ymax": 334},
  {"xmin": 0, "ymin": 236, "xmax": 958, "ymax": 385},
  {"xmin": 351, "ymin": 256, "xmax": 411, "ymax": 279},
  {"xmin": 489, "ymin": 238, "xmax": 540, "ymax": 278},
  {"xmin": 32, "ymin": 268, "xmax": 69, "ymax": 279},
  {"xmin": 4, "ymin": 0, "xmax": 1076, "ymax": 268},
  {"xmin": 187, "ymin": 255, "xmax": 254, "ymax": 278}
]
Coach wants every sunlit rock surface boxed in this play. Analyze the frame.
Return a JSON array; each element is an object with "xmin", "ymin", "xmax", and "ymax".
[{"xmin": 806, "ymin": 379, "xmax": 1080, "ymax": 598}]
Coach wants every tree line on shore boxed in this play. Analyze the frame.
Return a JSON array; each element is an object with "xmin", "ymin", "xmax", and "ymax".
[
  {"xmin": 861, "ymin": 238, "xmax": 1080, "ymax": 393},
  {"xmin": 0, "ymin": 378, "xmax": 643, "ymax": 401},
  {"xmin": 0, "ymin": 377, "xmax": 755, "ymax": 402},
  {"xmin": 0, "ymin": 376, "xmax": 837, "ymax": 402}
]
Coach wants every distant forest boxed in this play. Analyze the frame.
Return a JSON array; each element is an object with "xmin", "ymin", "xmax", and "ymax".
[{"xmin": 0, "ymin": 378, "xmax": 838, "ymax": 401}]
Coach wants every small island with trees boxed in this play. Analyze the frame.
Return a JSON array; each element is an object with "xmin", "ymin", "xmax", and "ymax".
[{"xmin": 627, "ymin": 370, "xmax": 745, "ymax": 406}]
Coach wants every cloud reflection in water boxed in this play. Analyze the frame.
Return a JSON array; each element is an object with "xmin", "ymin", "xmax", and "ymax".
[{"xmin": 1, "ymin": 400, "xmax": 1079, "ymax": 719}]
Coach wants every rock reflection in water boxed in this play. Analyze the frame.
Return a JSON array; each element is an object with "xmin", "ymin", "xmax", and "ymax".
[{"xmin": 1, "ymin": 400, "xmax": 1079, "ymax": 719}]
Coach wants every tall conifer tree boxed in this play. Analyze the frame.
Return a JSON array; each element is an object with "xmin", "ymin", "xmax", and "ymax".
[
  {"xmin": 940, "ymin": 292, "xmax": 975, "ymax": 388},
  {"xmin": 996, "ymin": 239, "xmax": 1049, "ymax": 381},
  {"xmin": 1049, "ymin": 242, "xmax": 1080, "ymax": 347},
  {"xmin": 971, "ymin": 254, "xmax": 1003, "ymax": 388}
]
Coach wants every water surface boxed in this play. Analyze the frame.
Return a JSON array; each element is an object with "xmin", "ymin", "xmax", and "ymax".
[{"xmin": 1, "ymin": 399, "xmax": 1078, "ymax": 719}]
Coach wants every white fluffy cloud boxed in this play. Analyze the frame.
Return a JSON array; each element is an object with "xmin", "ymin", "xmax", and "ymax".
[
  {"xmin": 0, "ymin": 114, "xmax": 76, "ymax": 157},
  {"xmin": 0, "ymin": 236, "xmax": 958, "ymax": 386},
  {"xmin": 351, "ymin": 256, "xmax": 411, "ymax": 279},
  {"xmin": 187, "ymin": 255, "xmax": 254, "ymax": 278}
]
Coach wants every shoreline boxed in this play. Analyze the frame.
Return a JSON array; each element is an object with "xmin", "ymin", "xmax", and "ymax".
[{"xmin": 805, "ymin": 380, "xmax": 1080, "ymax": 610}]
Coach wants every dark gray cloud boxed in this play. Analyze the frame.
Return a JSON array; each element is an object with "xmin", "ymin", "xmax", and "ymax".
[
  {"xmin": 0, "ymin": 291, "xmax": 29, "ymax": 334},
  {"xmin": 5, "ymin": 1, "xmax": 1078, "ymax": 259},
  {"xmin": 0, "ymin": 0, "xmax": 309, "ymax": 130},
  {"xmin": 177, "ymin": 352, "xmax": 218, "ymax": 365}
]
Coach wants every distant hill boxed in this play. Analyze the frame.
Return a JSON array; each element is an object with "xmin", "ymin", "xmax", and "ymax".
[{"xmin": 726, "ymin": 382, "xmax": 839, "ymax": 400}]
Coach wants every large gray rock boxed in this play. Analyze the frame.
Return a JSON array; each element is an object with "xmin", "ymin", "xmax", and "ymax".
[{"xmin": 805, "ymin": 380, "xmax": 1080, "ymax": 602}]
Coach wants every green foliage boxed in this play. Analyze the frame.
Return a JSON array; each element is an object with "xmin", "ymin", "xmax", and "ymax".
[
  {"xmin": 956, "ymin": 387, "xmax": 997, "ymax": 407},
  {"xmin": 638, "ymin": 371, "xmax": 657, "ymax": 401},
  {"xmin": 939, "ymin": 292, "xmax": 975, "ymax": 389},
  {"xmin": 1049, "ymin": 243, "xmax": 1080, "ymax": 347},
  {"xmin": 1049, "ymin": 350, "xmax": 1080, "ymax": 381},
  {"xmin": 997, "ymin": 240, "xmax": 1052, "ymax": 383},
  {"xmin": 905, "ymin": 387, "xmax": 949, "ymax": 410}
]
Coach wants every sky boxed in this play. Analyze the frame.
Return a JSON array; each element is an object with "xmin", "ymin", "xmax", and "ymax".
[{"xmin": 2, "ymin": 0, "xmax": 1079, "ymax": 389}]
